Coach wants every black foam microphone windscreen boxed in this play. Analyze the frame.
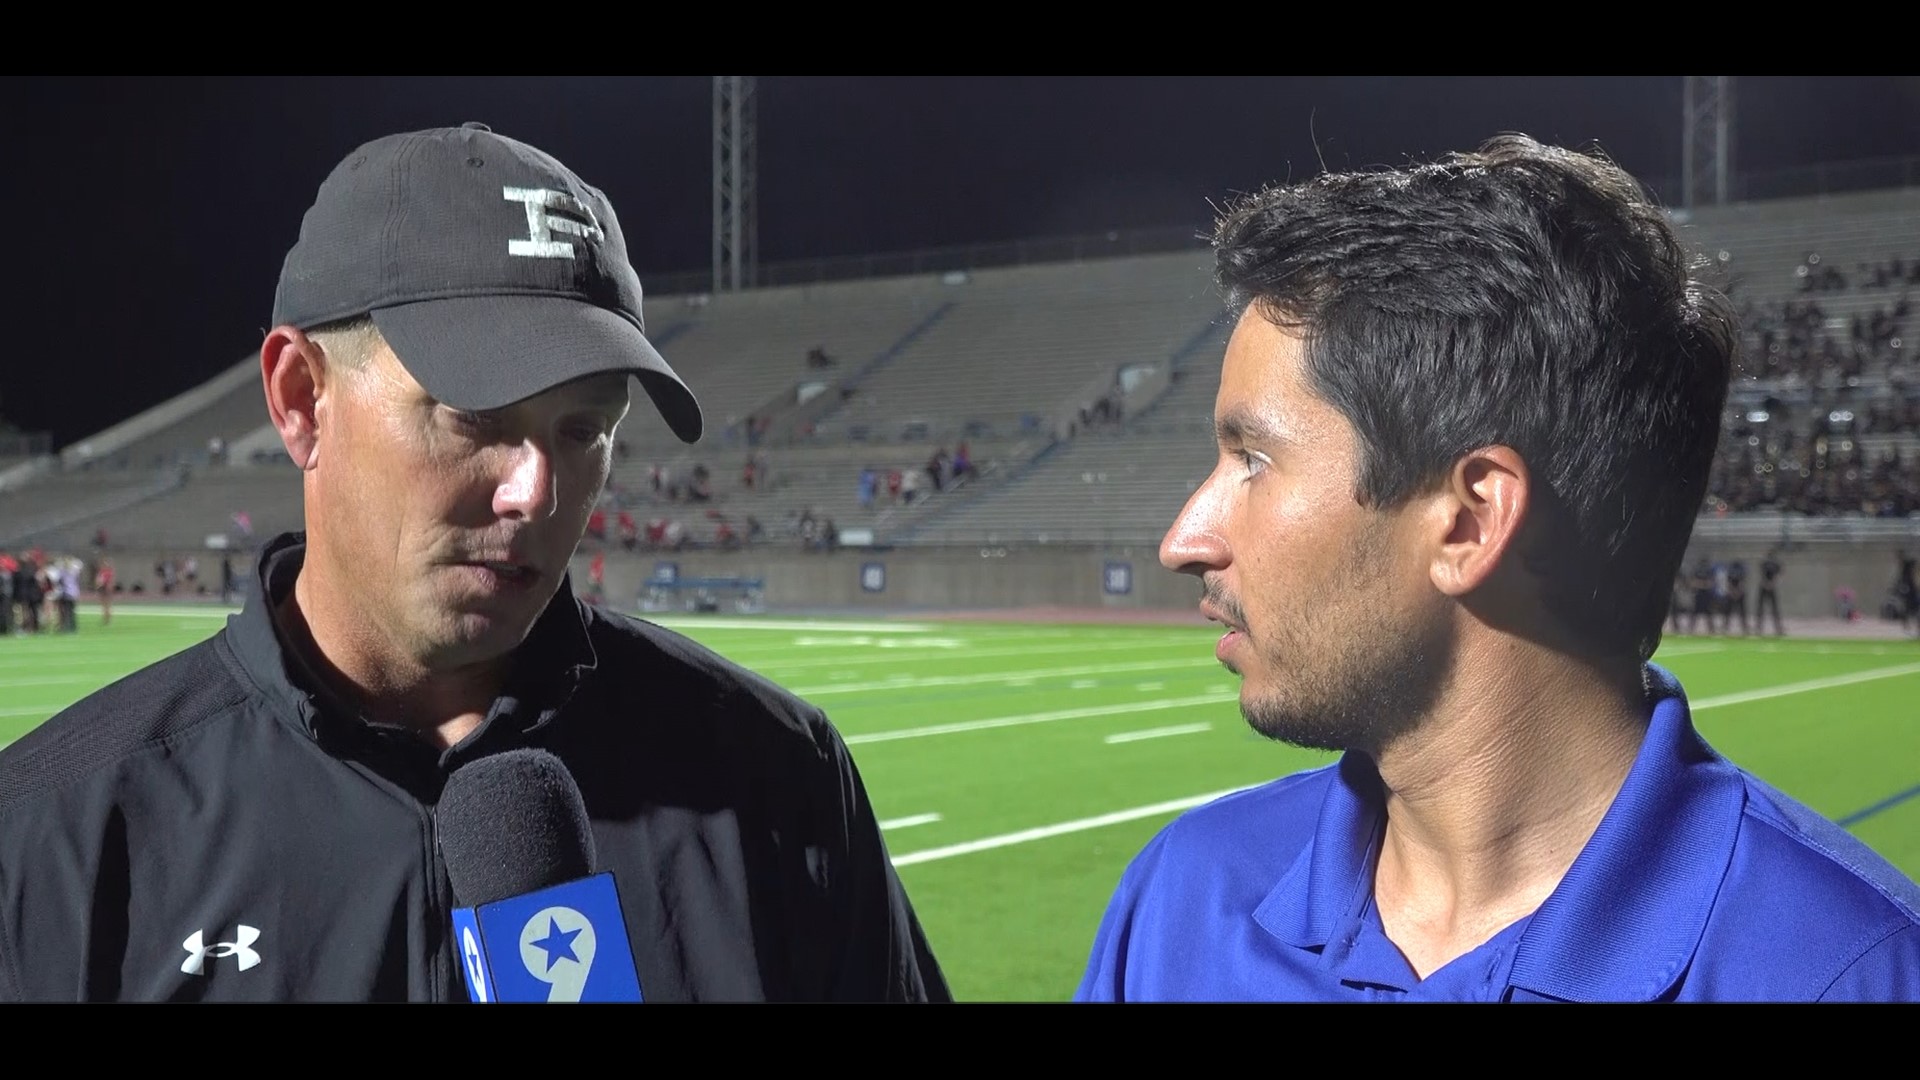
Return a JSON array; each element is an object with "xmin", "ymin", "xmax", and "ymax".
[{"xmin": 437, "ymin": 748, "xmax": 596, "ymax": 907}]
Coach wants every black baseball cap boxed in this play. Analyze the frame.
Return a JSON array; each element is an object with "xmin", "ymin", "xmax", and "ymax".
[{"xmin": 271, "ymin": 123, "xmax": 702, "ymax": 443}]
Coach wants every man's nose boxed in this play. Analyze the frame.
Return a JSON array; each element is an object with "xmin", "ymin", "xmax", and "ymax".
[{"xmin": 494, "ymin": 441, "xmax": 558, "ymax": 521}]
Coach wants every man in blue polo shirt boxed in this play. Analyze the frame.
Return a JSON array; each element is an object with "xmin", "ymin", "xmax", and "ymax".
[{"xmin": 1077, "ymin": 135, "xmax": 1920, "ymax": 1003}]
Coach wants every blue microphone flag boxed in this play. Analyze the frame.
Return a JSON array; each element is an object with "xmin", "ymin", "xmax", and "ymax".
[{"xmin": 453, "ymin": 872, "xmax": 643, "ymax": 1002}]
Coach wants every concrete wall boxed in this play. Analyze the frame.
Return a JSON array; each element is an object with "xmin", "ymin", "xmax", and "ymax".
[
  {"xmin": 576, "ymin": 539, "xmax": 1920, "ymax": 621},
  {"xmin": 69, "ymin": 537, "xmax": 1917, "ymax": 624},
  {"xmin": 1677, "ymin": 541, "xmax": 1918, "ymax": 619},
  {"xmin": 579, "ymin": 542, "xmax": 1193, "ymax": 614}
]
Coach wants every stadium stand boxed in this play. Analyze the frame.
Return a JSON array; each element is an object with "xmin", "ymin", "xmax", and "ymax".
[{"xmin": 4, "ymin": 186, "xmax": 1917, "ymax": 598}]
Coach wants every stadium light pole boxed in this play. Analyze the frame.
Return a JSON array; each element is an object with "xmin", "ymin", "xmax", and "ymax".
[
  {"xmin": 1682, "ymin": 76, "xmax": 1736, "ymax": 209},
  {"xmin": 712, "ymin": 75, "xmax": 759, "ymax": 293}
]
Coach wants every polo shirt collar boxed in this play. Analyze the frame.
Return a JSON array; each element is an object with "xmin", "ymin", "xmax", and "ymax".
[
  {"xmin": 1253, "ymin": 752, "xmax": 1384, "ymax": 949},
  {"xmin": 1251, "ymin": 664, "xmax": 1745, "ymax": 1001},
  {"xmin": 1507, "ymin": 664, "xmax": 1745, "ymax": 1001}
]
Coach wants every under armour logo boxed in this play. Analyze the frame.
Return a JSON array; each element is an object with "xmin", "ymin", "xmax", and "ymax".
[
  {"xmin": 503, "ymin": 187, "xmax": 605, "ymax": 259},
  {"xmin": 181, "ymin": 925, "xmax": 262, "ymax": 975}
]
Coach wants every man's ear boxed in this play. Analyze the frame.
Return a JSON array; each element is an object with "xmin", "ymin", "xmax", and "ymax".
[
  {"xmin": 261, "ymin": 326, "xmax": 334, "ymax": 471},
  {"xmin": 1426, "ymin": 445, "xmax": 1531, "ymax": 599}
]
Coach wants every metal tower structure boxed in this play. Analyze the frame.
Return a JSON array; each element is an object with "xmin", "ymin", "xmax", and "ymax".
[
  {"xmin": 712, "ymin": 75, "xmax": 758, "ymax": 292},
  {"xmin": 1682, "ymin": 76, "xmax": 1736, "ymax": 209}
]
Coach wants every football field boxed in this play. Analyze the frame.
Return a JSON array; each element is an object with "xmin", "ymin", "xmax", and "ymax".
[{"xmin": 3, "ymin": 605, "xmax": 1917, "ymax": 1001}]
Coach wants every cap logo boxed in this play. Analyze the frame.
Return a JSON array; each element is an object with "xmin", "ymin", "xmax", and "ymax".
[{"xmin": 502, "ymin": 187, "xmax": 605, "ymax": 260}]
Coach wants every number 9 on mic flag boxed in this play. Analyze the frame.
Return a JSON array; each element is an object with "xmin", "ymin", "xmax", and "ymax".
[{"xmin": 452, "ymin": 872, "xmax": 643, "ymax": 1002}]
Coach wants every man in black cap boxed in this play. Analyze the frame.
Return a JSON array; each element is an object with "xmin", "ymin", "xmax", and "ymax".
[{"xmin": 0, "ymin": 125, "xmax": 950, "ymax": 1002}]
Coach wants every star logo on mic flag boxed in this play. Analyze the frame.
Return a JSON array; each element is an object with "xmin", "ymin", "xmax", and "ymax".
[{"xmin": 529, "ymin": 916, "xmax": 583, "ymax": 971}]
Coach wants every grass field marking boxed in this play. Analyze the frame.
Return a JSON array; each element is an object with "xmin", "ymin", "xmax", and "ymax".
[
  {"xmin": 1105, "ymin": 722, "xmax": 1212, "ymax": 745},
  {"xmin": 880, "ymin": 812, "xmax": 943, "ymax": 831},
  {"xmin": 794, "ymin": 657, "xmax": 1216, "ymax": 697},
  {"xmin": 1134, "ymin": 681, "xmax": 1166, "ymax": 692},
  {"xmin": 888, "ymin": 661, "xmax": 1920, "ymax": 870},
  {"xmin": 0, "ymin": 674, "xmax": 124, "ymax": 690},
  {"xmin": 0, "ymin": 656, "xmax": 175, "ymax": 670},
  {"xmin": 72, "ymin": 606, "xmax": 235, "ymax": 618},
  {"xmin": 1838, "ymin": 784, "xmax": 1920, "ymax": 828},
  {"xmin": 1651, "ymin": 644, "xmax": 1729, "ymax": 657},
  {"xmin": 1, "ymin": 703, "xmax": 88, "ymax": 718},
  {"xmin": 788, "ymin": 635, "xmax": 967, "ymax": 649},
  {"xmin": 753, "ymin": 638, "xmax": 1200, "ymax": 673},
  {"xmin": 649, "ymin": 617, "xmax": 940, "ymax": 633},
  {"xmin": 844, "ymin": 693, "xmax": 1238, "ymax": 745},
  {"xmin": 1688, "ymin": 661, "xmax": 1920, "ymax": 711},
  {"xmin": 892, "ymin": 786, "xmax": 1259, "ymax": 868}
]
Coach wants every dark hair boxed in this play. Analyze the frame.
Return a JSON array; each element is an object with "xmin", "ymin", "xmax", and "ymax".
[{"xmin": 1213, "ymin": 133, "xmax": 1735, "ymax": 662}]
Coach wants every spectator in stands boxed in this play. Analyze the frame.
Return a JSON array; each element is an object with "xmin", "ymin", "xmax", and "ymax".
[
  {"xmin": 662, "ymin": 517, "xmax": 690, "ymax": 551},
  {"xmin": 16, "ymin": 556, "xmax": 43, "ymax": 632},
  {"xmin": 94, "ymin": 557, "xmax": 114, "ymax": 628},
  {"xmin": 54, "ymin": 557, "xmax": 80, "ymax": 633},
  {"xmin": 900, "ymin": 466, "xmax": 924, "ymax": 505},
  {"xmin": 1685, "ymin": 556, "xmax": 1717, "ymax": 634},
  {"xmin": 0, "ymin": 551, "xmax": 14, "ymax": 635},
  {"xmin": 220, "ymin": 552, "xmax": 236, "ymax": 605},
  {"xmin": 1757, "ymin": 550, "xmax": 1785, "ymax": 636},
  {"xmin": 1724, "ymin": 560, "xmax": 1750, "ymax": 636},
  {"xmin": 1710, "ymin": 559, "xmax": 1731, "ymax": 631},
  {"xmin": 1898, "ymin": 550, "xmax": 1920, "ymax": 637},
  {"xmin": 617, "ymin": 510, "xmax": 639, "ymax": 552},
  {"xmin": 858, "ymin": 466, "xmax": 878, "ymax": 510},
  {"xmin": 927, "ymin": 447, "xmax": 950, "ymax": 493},
  {"xmin": 587, "ymin": 550, "xmax": 607, "ymax": 606},
  {"xmin": 1081, "ymin": 135, "xmax": 1920, "ymax": 1003},
  {"xmin": 806, "ymin": 345, "xmax": 835, "ymax": 369},
  {"xmin": 1836, "ymin": 585, "xmax": 1860, "ymax": 621},
  {"xmin": 951, "ymin": 441, "xmax": 974, "ymax": 484}
]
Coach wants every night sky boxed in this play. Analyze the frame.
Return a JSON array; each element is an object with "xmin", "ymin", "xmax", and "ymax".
[{"xmin": 5, "ymin": 75, "xmax": 1919, "ymax": 449}]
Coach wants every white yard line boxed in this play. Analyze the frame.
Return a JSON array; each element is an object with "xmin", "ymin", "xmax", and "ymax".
[
  {"xmin": 1687, "ymin": 662, "xmax": 1920, "ymax": 710},
  {"xmin": 1104, "ymin": 723, "xmax": 1212, "ymax": 745},
  {"xmin": 892, "ymin": 787, "xmax": 1256, "ymax": 868},
  {"xmin": 846, "ymin": 694, "xmax": 1238, "ymax": 745},
  {"xmin": 795, "ymin": 657, "xmax": 1215, "ymax": 696},
  {"xmin": 891, "ymin": 661, "xmax": 1920, "ymax": 868}
]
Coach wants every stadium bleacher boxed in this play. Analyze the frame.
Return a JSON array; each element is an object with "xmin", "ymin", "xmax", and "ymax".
[{"xmin": 4, "ymin": 185, "xmax": 1917, "ymax": 593}]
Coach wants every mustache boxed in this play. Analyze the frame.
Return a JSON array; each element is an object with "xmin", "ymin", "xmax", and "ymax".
[{"xmin": 1202, "ymin": 577, "xmax": 1248, "ymax": 631}]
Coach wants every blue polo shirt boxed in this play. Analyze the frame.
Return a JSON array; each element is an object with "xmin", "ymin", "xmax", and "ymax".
[{"xmin": 1076, "ymin": 665, "xmax": 1920, "ymax": 1002}]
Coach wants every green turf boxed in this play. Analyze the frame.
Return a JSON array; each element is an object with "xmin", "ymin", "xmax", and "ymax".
[{"xmin": 3, "ymin": 606, "xmax": 1917, "ymax": 1001}]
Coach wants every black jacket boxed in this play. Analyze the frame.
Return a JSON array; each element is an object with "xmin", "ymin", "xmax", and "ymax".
[{"xmin": 0, "ymin": 533, "xmax": 950, "ymax": 1001}]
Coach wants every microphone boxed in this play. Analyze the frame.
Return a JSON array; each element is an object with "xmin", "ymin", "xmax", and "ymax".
[{"xmin": 438, "ymin": 748, "xmax": 644, "ymax": 1002}]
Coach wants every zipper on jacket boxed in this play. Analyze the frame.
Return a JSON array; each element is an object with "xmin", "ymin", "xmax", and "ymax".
[{"xmin": 423, "ymin": 801, "xmax": 449, "ymax": 1002}]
